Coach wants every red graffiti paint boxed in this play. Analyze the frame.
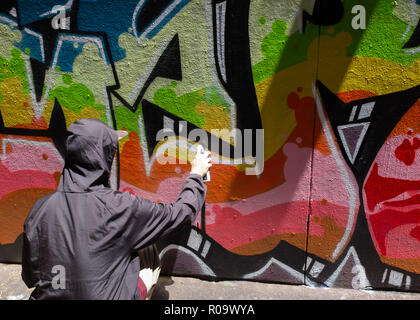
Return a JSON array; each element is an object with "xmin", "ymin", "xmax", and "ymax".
[
  {"xmin": 122, "ymin": 187, "xmax": 135, "ymax": 195},
  {"xmin": 383, "ymin": 194, "xmax": 420, "ymax": 208},
  {"xmin": 411, "ymin": 226, "xmax": 420, "ymax": 242},
  {"xmin": 364, "ymin": 162, "xmax": 420, "ymax": 212},
  {"xmin": 394, "ymin": 137, "xmax": 420, "ymax": 166},
  {"xmin": 368, "ymin": 208, "xmax": 420, "ymax": 256},
  {"xmin": 286, "ymin": 90, "xmax": 316, "ymax": 149},
  {"xmin": 364, "ymin": 162, "xmax": 420, "ymax": 257}
]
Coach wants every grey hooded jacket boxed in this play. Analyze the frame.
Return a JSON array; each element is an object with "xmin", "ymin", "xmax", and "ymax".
[{"xmin": 21, "ymin": 118, "xmax": 206, "ymax": 299}]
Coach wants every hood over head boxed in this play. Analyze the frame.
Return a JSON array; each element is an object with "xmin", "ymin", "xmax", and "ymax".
[{"xmin": 58, "ymin": 118, "xmax": 119, "ymax": 192}]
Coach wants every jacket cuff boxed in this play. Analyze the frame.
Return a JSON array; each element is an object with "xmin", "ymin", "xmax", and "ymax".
[{"xmin": 188, "ymin": 173, "xmax": 203, "ymax": 181}]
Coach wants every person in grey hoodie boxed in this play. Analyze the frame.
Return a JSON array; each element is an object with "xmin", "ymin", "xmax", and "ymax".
[{"xmin": 21, "ymin": 118, "xmax": 211, "ymax": 300}]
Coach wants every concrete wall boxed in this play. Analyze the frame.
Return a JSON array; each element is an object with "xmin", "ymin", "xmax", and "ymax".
[{"xmin": 0, "ymin": 0, "xmax": 419, "ymax": 292}]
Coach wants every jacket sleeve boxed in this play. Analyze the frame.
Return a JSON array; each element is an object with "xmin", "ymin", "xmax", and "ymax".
[
  {"xmin": 21, "ymin": 198, "xmax": 46, "ymax": 289},
  {"xmin": 21, "ymin": 231, "xmax": 38, "ymax": 288},
  {"xmin": 114, "ymin": 173, "xmax": 207, "ymax": 252}
]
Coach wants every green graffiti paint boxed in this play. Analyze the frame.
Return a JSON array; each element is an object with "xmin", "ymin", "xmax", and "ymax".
[
  {"xmin": 0, "ymin": 49, "xmax": 29, "ymax": 101},
  {"xmin": 252, "ymin": 18, "xmax": 319, "ymax": 84},
  {"xmin": 49, "ymin": 82, "xmax": 103, "ymax": 115},
  {"xmin": 113, "ymin": 103, "xmax": 143, "ymax": 134},
  {"xmin": 153, "ymin": 86, "xmax": 230, "ymax": 128},
  {"xmin": 153, "ymin": 87, "xmax": 205, "ymax": 127},
  {"xmin": 62, "ymin": 74, "xmax": 73, "ymax": 86},
  {"xmin": 351, "ymin": 1, "xmax": 420, "ymax": 65}
]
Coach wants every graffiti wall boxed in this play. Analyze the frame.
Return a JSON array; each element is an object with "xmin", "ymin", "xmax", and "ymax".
[{"xmin": 0, "ymin": 0, "xmax": 419, "ymax": 292}]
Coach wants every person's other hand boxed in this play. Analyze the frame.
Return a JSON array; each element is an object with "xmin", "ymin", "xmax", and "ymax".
[{"xmin": 190, "ymin": 144, "xmax": 212, "ymax": 178}]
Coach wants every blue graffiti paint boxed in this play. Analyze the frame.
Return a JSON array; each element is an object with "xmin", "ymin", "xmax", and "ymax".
[
  {"xmin": 17, "ymin": 0, "xmax": 71, "ymax": 26},
  {"xmin": 77, "ymin": 0, "xmax": 138, "ymax": 63},
  {"xmin": 15, "ymin": 29, "xmax": 45, "ymax": 63},
  {"xmin": 11, "ymin": 0, "xmax": 191, "ymax": 70},
  {"xmin": 55, "ymin": 39, "xmax": 83, "ymax": 72}
]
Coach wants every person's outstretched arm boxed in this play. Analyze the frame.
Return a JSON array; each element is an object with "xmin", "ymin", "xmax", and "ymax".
[{"xmin": 113, "ymin": 145, "xmax": 212, "ymax": 251}]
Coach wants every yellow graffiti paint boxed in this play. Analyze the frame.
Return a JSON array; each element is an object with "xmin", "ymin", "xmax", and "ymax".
[
  {"xmin": 0, "ymin": 77, "xmax": 34, "ymax": 127},
  {"xmin": 195, "ymin": 101, "xmax": 231, "ymax": 132}
]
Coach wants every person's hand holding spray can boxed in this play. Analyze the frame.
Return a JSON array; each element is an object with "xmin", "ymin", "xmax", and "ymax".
[
  {"xmin": 190, "ymin": 144, "xmax": 212, "ymax": 181},
  {"xmin": 191, "ymin": 144, "xmax": 211, "ymax": 234}
]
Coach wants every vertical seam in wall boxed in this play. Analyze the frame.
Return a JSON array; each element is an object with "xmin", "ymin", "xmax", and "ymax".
[{"xmin": 304, "ymin": 24, "xmax": 322, "ymax": 285}]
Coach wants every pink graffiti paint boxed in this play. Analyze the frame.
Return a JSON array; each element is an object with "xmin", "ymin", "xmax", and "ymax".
[
  {"xmin": 214, "ymin": 143, "xmax": 357, "ymax": 216},
  {"xmin": 0, "ymin": 161, "xmax": 57, "ymax": 199},
  {"xmin": 2, "ymin": 142, "xmax": 64, "ymax": 174},
  {"xmin": 202, "ymin": 142, "xmax": 358, "ymax": 252},
  {"xmin": 204, "ymin": 201, "xmax": 349, "ymax": 251}
]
